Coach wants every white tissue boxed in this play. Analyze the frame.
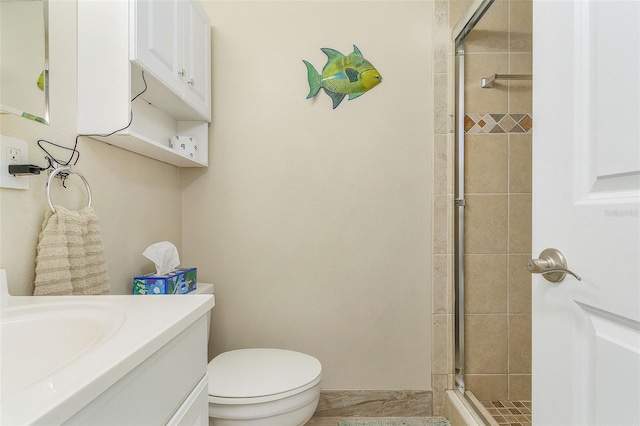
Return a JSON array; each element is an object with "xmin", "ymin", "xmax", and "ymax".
[{"xmin": 142, "ymin": 241, "xmax": 180, "ymax": 275}]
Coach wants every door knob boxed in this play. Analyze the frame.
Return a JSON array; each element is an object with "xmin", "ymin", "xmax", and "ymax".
[{"xmin": 528, "ymin": 248, "xmax": 582, "ymax": 282}]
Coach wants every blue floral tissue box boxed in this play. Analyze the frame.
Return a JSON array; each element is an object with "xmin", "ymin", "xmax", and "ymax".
[{"xmin": 133, "ymin": 268, "xmax": 197, "ymax": 295}]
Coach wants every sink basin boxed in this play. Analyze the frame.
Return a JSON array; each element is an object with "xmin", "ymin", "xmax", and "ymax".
[
  {"xmin": 0, "ymin": 269, "xmax": 214, "ymax": 425},
  {"xmin": 0, "ymin": 303, "xmax": 125, "ymax": 399}
]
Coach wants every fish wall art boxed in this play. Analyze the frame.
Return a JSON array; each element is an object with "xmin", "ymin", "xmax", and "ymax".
[{"xmin": 303, "ymin": 45, "xmax": 382, "ymax": 109}]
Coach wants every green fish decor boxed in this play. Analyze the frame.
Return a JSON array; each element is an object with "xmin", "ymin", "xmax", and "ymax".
[{"xmin": 303, "ymin": 45, "xmax": 382, "ymax": 109}]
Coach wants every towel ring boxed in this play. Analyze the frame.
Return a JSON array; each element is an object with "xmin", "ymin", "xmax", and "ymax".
[{"xmin": 46, "ymin": 166, "xmax": 92, "ymax": 213}]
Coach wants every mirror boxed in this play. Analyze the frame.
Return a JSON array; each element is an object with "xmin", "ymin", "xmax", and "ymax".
[{"xmin": 0, "ymin": 0, "xmax": 49, "ymax": 124}]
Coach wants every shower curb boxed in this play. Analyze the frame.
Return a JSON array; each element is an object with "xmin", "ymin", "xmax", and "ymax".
[{"xmin": 444, "ymin": 390, "xmax": 492, "ymax": 426}]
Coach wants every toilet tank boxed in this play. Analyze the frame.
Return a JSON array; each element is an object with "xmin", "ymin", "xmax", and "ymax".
[{"xmin": 193, "ymin": 283, "xmax": 214, "ymax": 295}]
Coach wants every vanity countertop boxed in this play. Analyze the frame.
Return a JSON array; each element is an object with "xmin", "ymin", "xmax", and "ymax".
[{"xmin": 0, "ymin": 286, "xmax": 214, "ymax": 425}]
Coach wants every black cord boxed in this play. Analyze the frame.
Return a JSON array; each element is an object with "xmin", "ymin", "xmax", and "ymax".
[{"xmin": 36, "ymin": 70, "xmax": 149, "ymax": 187}]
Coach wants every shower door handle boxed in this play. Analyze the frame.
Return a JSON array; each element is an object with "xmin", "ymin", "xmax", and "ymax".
[{"xmin": 528, "ymin": 248, "xmax": 582, "ymax": 282}]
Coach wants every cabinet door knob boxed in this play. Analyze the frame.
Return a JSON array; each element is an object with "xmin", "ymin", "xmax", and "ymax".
[
  {"xmin": 528, "ymin": 248, "xmax": 582, "ymax": 282},
  {"xmin": 188, "ymin": 79, "xmax": 195, "ymax": 86},
  {"xmin": 178, "ymin": 69, "xmax": 186, "ymax": 77}
]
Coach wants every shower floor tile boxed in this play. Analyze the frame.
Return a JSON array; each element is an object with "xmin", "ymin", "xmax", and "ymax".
[{"xmin": 481, "ymin": 400, "xmax": 531, "ymax": 426}]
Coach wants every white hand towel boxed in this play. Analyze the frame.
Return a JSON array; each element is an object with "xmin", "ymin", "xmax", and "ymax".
[{"xmin": 34, "ymin": 206, "xmax": 110, "ymax": 295}]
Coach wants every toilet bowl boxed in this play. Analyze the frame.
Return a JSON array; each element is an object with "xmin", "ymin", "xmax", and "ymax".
[
  {"xmin": 192, "ymin": 284, "xmax": 322, "ymax": 426},
  {"xmin": 208, "ymin": 348, "xmax": 322, "ymax": 426}
]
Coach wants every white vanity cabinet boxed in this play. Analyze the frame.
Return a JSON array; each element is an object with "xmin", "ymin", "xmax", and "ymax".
[
  {"xmin": 63, "ymin": 317, "xmax": 209, "ymax": 426},
  {"xmin": 78, "ymin": 0, "xmax": 211, "ymax": 167}
]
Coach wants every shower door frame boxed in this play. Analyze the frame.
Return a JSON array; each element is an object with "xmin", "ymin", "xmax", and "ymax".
[{"xmin": 452, "ymin": 0, "xmax": 495, "ymax": 395}]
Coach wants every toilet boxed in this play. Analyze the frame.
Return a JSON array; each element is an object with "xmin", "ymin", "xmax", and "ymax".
[{"xmin": 192, "ymin": 284, "xmax": 322, "ymax": 426}]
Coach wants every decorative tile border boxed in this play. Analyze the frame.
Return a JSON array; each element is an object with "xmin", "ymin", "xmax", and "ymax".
[{"xmin": 464, "ymin": 113, "xmax": 532, "ymax": 134}]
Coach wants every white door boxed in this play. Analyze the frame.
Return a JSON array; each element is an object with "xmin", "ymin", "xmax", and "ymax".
[{"xmin": 532, "ymin": 1, "xmax": 640, "ymax": 425}]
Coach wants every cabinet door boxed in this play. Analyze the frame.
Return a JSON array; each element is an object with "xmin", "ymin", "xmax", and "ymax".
[
  {"xmin": 183, "ymin": 0, "xmax": 211, "ymax": 120},
  {"xmin": 131, "ymin": 0, "xmax": 184, "ymax": 96}
]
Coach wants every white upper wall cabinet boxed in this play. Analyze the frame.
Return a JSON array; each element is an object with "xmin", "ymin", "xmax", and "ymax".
[
  {"xmin": 131, "ymin": 0, "xmax": 184, "ymax": 97},
  {"xmin": 131, "ymin": 0, "xmax": 211, "ymax": 120},
  {"xmin": 78, "ymin": 0, "xmax": 211, "ymax": 167},
  {"xmin": 183, "ymin": 1, "xmax": 211, "ymax": 116}
]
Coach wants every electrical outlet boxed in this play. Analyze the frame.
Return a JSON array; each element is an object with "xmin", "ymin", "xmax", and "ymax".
[
  {"xmin": 7, "ymin": 147, "xmax": 21, "ymax": 163},
  {"xmin": 0, "ymin": 135, "xmax": 29, "ymax": 190}
]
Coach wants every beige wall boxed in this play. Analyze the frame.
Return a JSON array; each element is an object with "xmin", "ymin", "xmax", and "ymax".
[
  {"xmin": 0, "ymin": 0, "xmax": 182, "ymax": 295},
  {"xmin": 182, "ymin": 1, "xmax": 434, "ymax": 390},
  {"xmin": 1, "ymin": 0, "xmax": 436, "ymax": 392}
]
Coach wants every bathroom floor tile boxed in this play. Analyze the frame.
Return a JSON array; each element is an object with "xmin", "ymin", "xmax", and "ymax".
[
  {"xmin": 306, "ymin": 417, "xmax": 343, "ymax": 425},
  {"xmin": 306, "ymin": 417, "xmax": 448, "ymax": 426},
  {"xmin": 480, "ymin": 400, "xmax": 531, "ymax": 426}
]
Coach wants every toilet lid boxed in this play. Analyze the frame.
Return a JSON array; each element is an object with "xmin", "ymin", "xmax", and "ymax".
[{"xmin": 207, "ymin": 348, "xmax": 322, "ymax": 399}]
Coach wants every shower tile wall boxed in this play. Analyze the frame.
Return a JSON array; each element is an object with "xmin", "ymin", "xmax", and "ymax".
[
  {"xmin": 431, "ymin": 0, "xmax": 455, "ymax": 416},
  {"xmin": 460, "ymin": 0, "xmax": 532, "ymax": 402},
  {"xmin": 431, "ymin": 0, "xmax": 532, "ymax": 413}
]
